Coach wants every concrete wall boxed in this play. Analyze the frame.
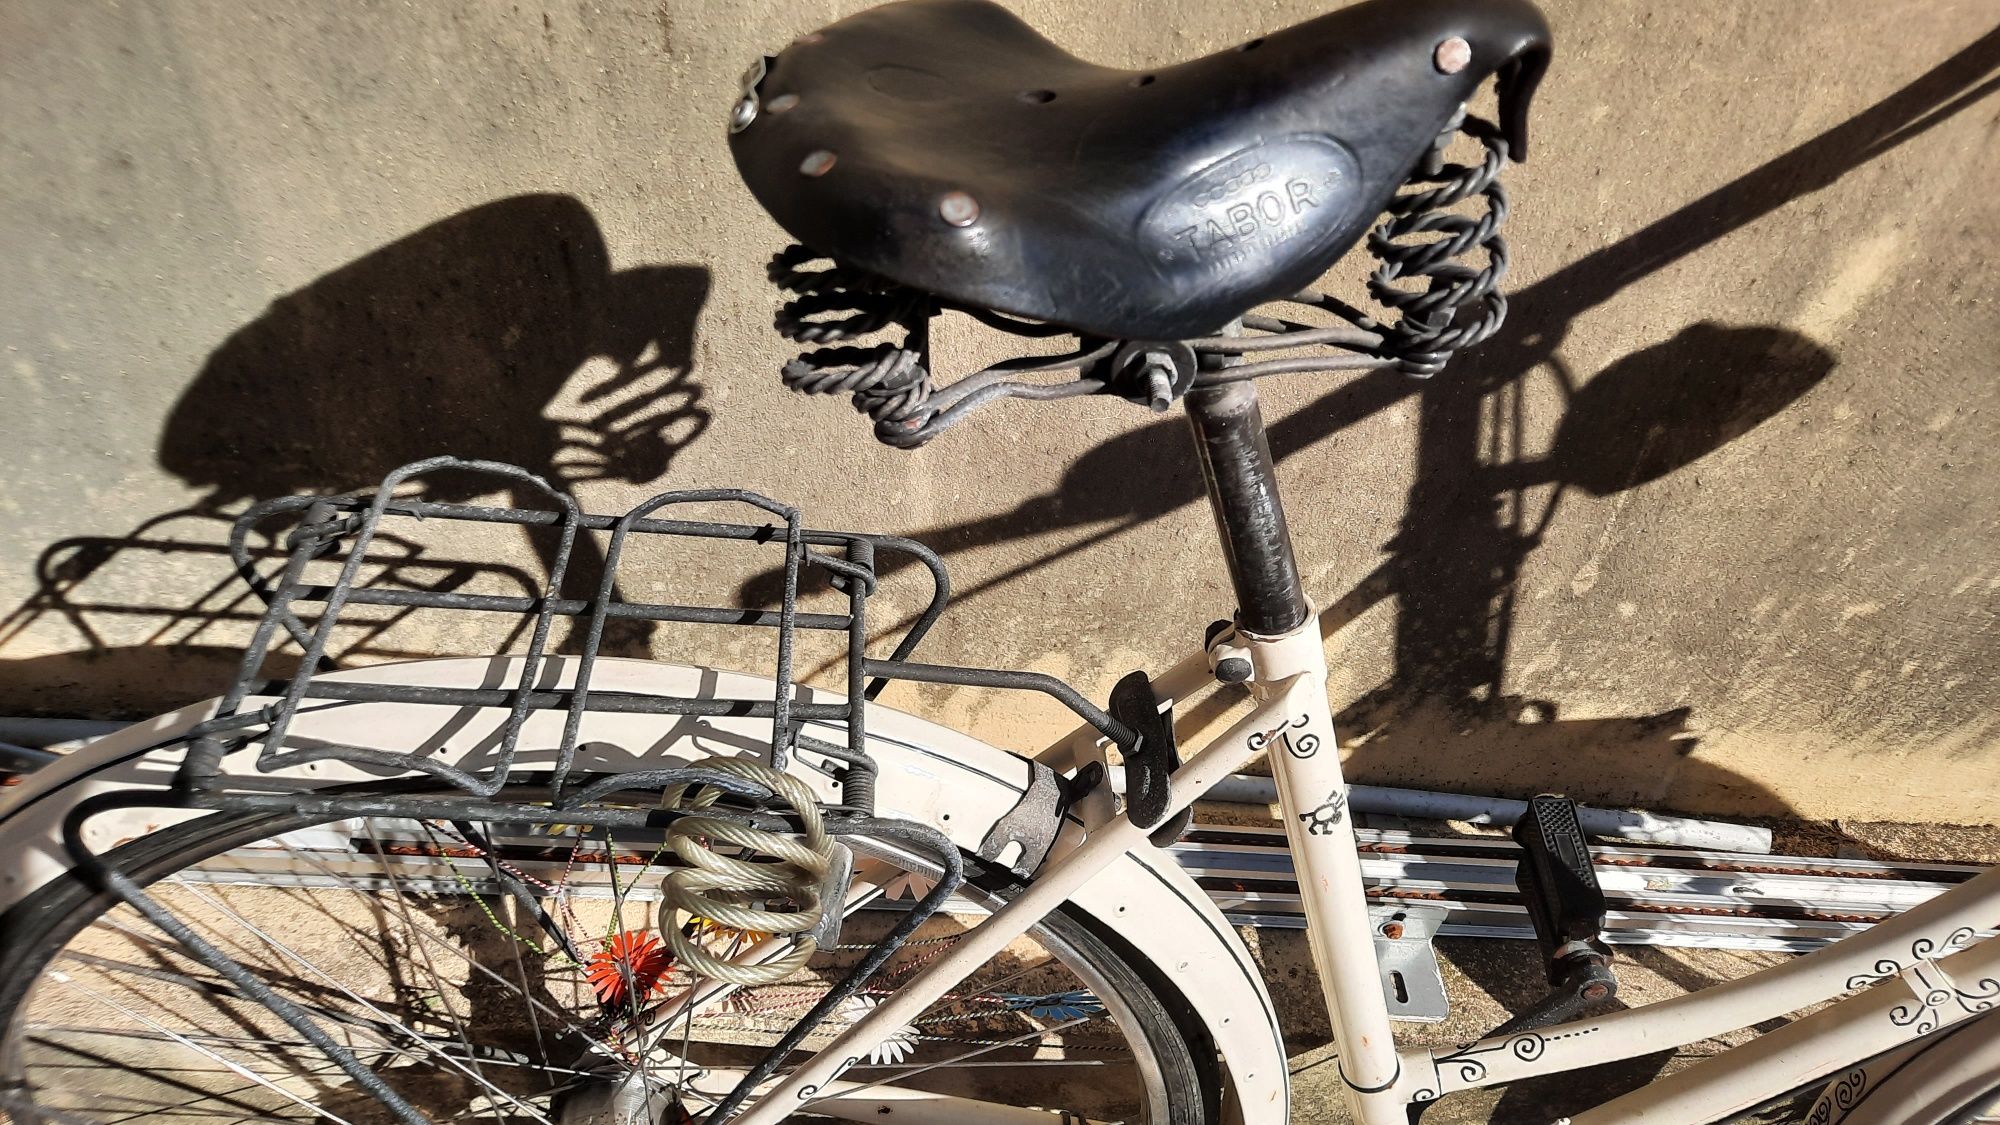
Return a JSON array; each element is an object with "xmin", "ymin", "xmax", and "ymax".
[{"xmin": 4, "ymin": 0, "xmax": 1996, "ymax": 823}]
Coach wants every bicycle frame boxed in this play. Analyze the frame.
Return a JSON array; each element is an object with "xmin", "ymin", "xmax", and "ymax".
[{"xmin": 729, "ymin": 379, "xmax": 2000, "ymax": 1125}]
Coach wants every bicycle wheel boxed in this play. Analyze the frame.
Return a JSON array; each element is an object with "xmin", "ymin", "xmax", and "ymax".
[{"xmin": 0, "ymin": 784, "xmax": 1213, "ymax": 1124}]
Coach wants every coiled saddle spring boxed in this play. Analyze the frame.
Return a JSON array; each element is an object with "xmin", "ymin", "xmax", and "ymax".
[
  {"xmin": 764, "ymin": 113, "xmax": 1513, "ymax": 440},
  {"xmin": 1362, "ymin": 113, "xmax": 1513, "ymax": 377},
  {"xmin": 770, "ymin": 245, "xmax": 937, "ymax": 439}
]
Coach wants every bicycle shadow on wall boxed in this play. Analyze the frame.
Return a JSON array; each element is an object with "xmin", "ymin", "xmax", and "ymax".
[
  {"xmin": 740, "ymin": 18, "xmax": 2000, "ymax": 800},
  {"xmin": 0, "ymin": 193, "xmax": 712, "ymax": 717}
]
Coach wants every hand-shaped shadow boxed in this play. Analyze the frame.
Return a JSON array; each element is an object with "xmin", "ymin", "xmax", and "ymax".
[{"xmin": 0, "ymin": 195, "xmax": 710, "ymax": 715}]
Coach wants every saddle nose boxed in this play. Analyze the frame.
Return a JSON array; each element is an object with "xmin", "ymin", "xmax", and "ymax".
[{"xmin": 729, "ymin": 0, "xmax": 1551, "ymax": 342}]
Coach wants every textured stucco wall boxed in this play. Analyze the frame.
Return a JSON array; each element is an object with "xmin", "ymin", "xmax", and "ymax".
[{"xmin": 3, "ymin": 0, "xmax": 1996, "ymax": 822}]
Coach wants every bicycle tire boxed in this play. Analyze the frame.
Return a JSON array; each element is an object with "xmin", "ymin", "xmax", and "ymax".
[{"xmin": 0, "ymin": 785, "xmax": 1216, "ymax": 1124}]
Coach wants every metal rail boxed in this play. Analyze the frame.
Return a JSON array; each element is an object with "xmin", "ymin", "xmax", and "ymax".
[{"xmin": 176, "ymin": 822, "xmax": 1989, "ymax": 954}]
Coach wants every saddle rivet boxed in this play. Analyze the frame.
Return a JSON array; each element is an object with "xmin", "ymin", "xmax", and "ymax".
[
  {"xmin": 1434, "ymin": 37, "xmax": 1472, "ymax": 74},
  {"xmin": 768, "ymin": 93, "xmax": 800, "ymax": 113},
  {"xmin": 794, "ymin": 31, "xmax": 824, "ymax": 46},
  {"xmin": 729, "ymin": 95, "xmax": 758, "ymax": 133},
  {"xmin": 938, "ymin": 191, "xmax": 980, "ymax": 227},
  {"xmin": 799, "ymin": 149, "xmax": 837, "ymax": 177}
]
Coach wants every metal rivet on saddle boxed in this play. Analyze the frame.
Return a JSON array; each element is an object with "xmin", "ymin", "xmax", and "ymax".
[
  {"xmin": 937, "ymin": 191, "xmax": 980, "ymax": 227},
  {"xmin": 1434, "ymin": 36, "xmax": 1473, "ymax": 74}
]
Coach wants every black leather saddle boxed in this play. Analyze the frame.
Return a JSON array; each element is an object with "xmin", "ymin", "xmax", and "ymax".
[{"xmin": 730, "ymin": 0, "xmax": 1549, "ymax": 342}]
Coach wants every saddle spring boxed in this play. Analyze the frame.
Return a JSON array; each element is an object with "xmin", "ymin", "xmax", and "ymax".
[
  {"xmin": 770, "ymin": 245, "xmax": 938, "ymax": 439},
  {"xmin": 1361, "ymin": 112, "xmax": 1513, "ymax": 377},
  {"xmin": 761, "ymin": 113, "xmax": 1515, "ymax": 443}
]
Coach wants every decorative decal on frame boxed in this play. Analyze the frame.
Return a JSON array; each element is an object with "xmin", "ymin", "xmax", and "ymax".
[
  {"xmin": 1248, "ymin": 714, "xmax": 1317, "ymax": 758},
  {"xmin": 1298, "ymin": 789, "xmax": 1348, "ymax": 835}
]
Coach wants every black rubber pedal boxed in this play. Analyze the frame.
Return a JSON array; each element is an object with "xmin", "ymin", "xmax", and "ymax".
[{"xmin": 1511, "ymin": 795, "xmax": 1607, "ymax": 983}]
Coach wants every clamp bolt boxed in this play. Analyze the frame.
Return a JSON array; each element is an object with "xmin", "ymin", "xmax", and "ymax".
[{"xmin": 1145, "ymin": 363, "xmax": 1175, "ymax": 413}]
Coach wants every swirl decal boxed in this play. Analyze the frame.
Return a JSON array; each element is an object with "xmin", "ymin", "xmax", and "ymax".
[
  {"xmin": 1250, "ymin": 714, "xmax": 1313, "ymax": 757},
  {"xmin": 1846, "ymin": 957, "xmax": 1902, "ymax": 991},
  {"xmin": 796, "ymin": 1056, "xmax": 863, "ymax": 1101},
  {"xmin": 1832, "ymin": 1067, "xmax": 1867, "ymax": 1108},
  {"xmin": 1804, "ymin": 1067, "xmax": 1868, "ymax": 1125},
  {"xmin": 1888, "ymin": 962, "xmax": 1999, "ymax": 1038},
  {"xmin": 1846, "ymin": 929, "xmax": 1984, "ymax": 991},
  {"xmin": 1889, "ymin": 998, "xmax": 1940, "ymax": 1036}
]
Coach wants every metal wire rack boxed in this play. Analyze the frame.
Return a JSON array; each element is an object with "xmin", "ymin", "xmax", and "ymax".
[{"xmin": 173, "ymin": 455, "xmax": 1138, "ymax": 826}]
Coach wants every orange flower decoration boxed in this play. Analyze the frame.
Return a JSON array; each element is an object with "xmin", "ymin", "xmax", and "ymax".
[{"xmin": 586, "ymin": 930, "xmax": 676, "ymax": 1008}]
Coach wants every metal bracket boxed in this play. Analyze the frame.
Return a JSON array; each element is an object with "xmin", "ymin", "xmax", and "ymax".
[
  {"xmin": 806, "ymin": 841, "xmax": 855, "ymax": 950},
  {"xmin": 976, "ymin": 761, "xmax": 1101, "ymax": 878},
  {"xmin": 1370, "ymin": 903, "xmax": 1451, "ymax": 1023}
]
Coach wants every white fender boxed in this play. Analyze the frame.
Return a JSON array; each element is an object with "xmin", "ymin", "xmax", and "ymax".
[{"xmin": 0, "ymin": 656, "xmax": 1286, "ymax": 1123}]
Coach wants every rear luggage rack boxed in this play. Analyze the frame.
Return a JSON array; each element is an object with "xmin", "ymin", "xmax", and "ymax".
[{"xmin": 172, "ymin": 456, "xmax": 1137, "ymax": 826}]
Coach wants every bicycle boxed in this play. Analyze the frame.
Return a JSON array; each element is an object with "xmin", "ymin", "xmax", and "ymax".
[{"xmin": 2, "ymin": 0, "xmax": 1995, "ymax": 1122}]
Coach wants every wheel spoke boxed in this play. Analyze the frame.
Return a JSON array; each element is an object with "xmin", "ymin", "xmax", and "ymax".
[
  {"xmin": 170, "ymin": 870, "xmax": 558, "ymax": 1123},
  {"xmin": 281, "ymin": 845, "xmax": 625, "ymax": 1065},
  {"xmin": 364, "ymin": 818, "xmax": 492, "ymax": 1090}
]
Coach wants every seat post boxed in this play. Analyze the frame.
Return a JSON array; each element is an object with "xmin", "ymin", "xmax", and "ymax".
[{"xmin": 1183, "ymin": 366, "xmax": 1310, "ymax": 637}]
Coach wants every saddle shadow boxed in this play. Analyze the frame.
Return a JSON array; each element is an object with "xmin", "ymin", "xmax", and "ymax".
[
  {"xmin": 1336, "ymin": 322, "xmax": 1838, "ymax": 807},
  {"xmin": 0, "ymin": 194, "xmax": 713, "ymax": 718}
]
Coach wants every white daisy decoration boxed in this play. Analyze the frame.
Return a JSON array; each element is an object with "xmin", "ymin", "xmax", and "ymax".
[
  {"xmin": 879, "ymin": 870, "xmax": 937, "ymax": 902},
  {"xmin": 837, "ymin": 994, "xmax": 920, "ymax": 1065}
]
